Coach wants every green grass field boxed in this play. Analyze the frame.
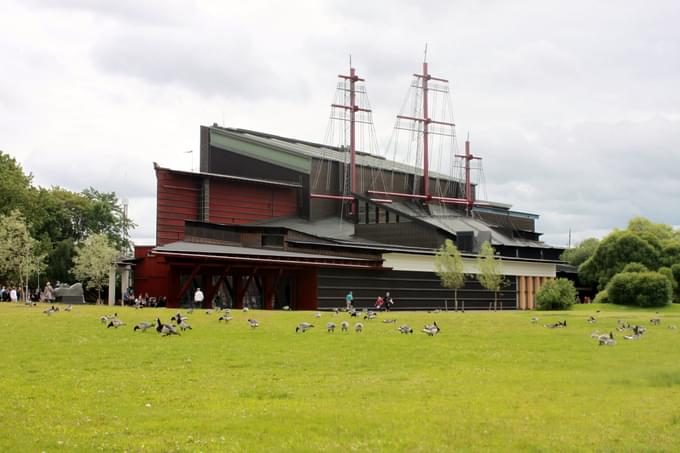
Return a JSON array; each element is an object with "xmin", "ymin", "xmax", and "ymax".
[{"xmin": 2, "ymin": 303, "xmax": 680, "ymax": 452}]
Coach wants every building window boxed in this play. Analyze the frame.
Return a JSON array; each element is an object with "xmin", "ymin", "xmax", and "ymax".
[{"xmin": 261, "ymin": 235, "xmax": 284, "ymax": 248}]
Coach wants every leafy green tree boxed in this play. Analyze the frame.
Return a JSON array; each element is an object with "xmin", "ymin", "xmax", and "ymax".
[
  {"xmin": 535, "ymin": 278, "xmax": 577, "ymax": 310},
  {"xmin": 560, "ymin": 238, "xmax": 600, "ymax": 266},
  {"xmin": 606, "ymin": 271, "xmax": 672, "ymax": 308},
  {"xmin": 0, "ymin": 151, "xmax": 33, "ymax": 218},
  {"xmin": 72, "ymin": 234, "xmax": 118, "ymax": 304},
  {"xmin": 477, "ymin": 241, "xmax": 503, "ymax": 311},
  {"xmin": 0, "ymin": 210, "xmax": 45, "ymax": 299},
  {"xmin": 435, "ymin": 239, "xmax": 466, "ymax": 310},
  {"xmin": 660, "ymin": 241, "xmax": 680, "ymax": 267},
  {"xmin": 658, "ymin": 267, "xmax": 678, "ymax": 299},
  {"xmin": 579, "ymin": 231, "xmax": 659, "ymax": 290},
  {"xmin": 672, "ymin": 264, "xmax": 680, "ymax": 303},
  {"xmin": 621, "ymin": 262, "xmax": 648, "ymax": 273}
]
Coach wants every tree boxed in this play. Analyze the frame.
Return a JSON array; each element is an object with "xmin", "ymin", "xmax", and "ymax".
[
  {"xmin": 672, "ymin": 264, "xmax": 680, "ymax": 303},
  {"xmin": 72, "ymin": 234, "xmax": 118, "ymax": 304},
  {"xmin": 560, "ymin": 237, "xmax": 600, "ymax": 266},
  {"xmin": 621, "ymin": 262, "xmax": 648, "ymax": 273},
  {"xmin": 0, "ymin": 210, "xmax": 45, "ymax": 299},
  {"xmin": 0, "ymin": 151, "xmax": 33, "ymax": 218},
  {"xmin": 606, "ymin": 271, "xmax": 672, "ymax": 308},
  {"xmin": 535, "ymin": 278, "xmax": 577, "ymax": 310},
  {"xmin": 435, "ymin": 239, "xmax": 466, "ymax": 310},
  {"xmin": 658, "ymin": 267, "xmax": 678, "ymax": 300},
  {"xmin": 477, "ymin": 241, "xmax": 503, "ymax": 311},
  {"xmin": 579, "ymin": 231, "xmax": 659, "ymax": 290}
]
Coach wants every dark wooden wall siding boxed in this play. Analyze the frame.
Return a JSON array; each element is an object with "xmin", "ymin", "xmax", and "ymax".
[
  {"xmin": 207, "ymin": 146, "xmax": 309, "ymax": 218},
  {"xmin": 156, "ymin": 169, "xmax": 201, "ymax": 245},
  {"xmin": 318, "ymin": 269, "xmax": 518, "ymax": 310},
  {"xmin": 355, "ymin": 222, "xmax": 448, "ymax": 249}
]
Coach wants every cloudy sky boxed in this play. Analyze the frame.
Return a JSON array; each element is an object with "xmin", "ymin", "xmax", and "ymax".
[{"xmin": 2, "ymin": 0, "xmax": 679, "ymax": 246}]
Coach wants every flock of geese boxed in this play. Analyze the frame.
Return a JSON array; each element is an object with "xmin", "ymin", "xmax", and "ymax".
[
  {"xmin": 535, "ymin": 314, "xmax": 677, "ymax": 346},
  {"xmin": 34, "ymin": 303, "xmax": 677, "ymax": 343},
  {"xmin": 92, "ymin": 306, "xmax": 442, "ymax": 338}
]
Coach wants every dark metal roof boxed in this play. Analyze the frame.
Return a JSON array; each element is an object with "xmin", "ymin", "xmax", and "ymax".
[
  {"xmin": 153, "ymin": 241, "xmax": 375, "ymax": 262},
  {"xmin": 153, "ymin": 162, "xmax": 303, "ymax": 189}
]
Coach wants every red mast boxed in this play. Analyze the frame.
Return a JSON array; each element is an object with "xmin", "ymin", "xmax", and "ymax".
[
  {"xmin": 455, "ymin": 135, "xmax": 482, "ymax": 215},
  {"xmin": 312, "ymin": 67, "xmax": 372, "ymax": 212},
  {"xmin": 395, "ymin": 61, "xmax": 453, "ymax": 199}
]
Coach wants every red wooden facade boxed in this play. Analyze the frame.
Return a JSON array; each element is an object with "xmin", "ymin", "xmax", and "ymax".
[{"xmin": 156, "ymin": 165, "xmax": 300, "ymax": 246}]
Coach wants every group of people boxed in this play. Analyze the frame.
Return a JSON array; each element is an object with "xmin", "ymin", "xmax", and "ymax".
[
  {"xmin": 1, "ymin": 282, "xmax": 56, "ymax": 303},
  {"xmin": 345, "ymin": 290, "xmax": 395, "ymax": 311},
  {"xmin": 124, "ymin": 288, "xmax": 166, "ymax": 307}
]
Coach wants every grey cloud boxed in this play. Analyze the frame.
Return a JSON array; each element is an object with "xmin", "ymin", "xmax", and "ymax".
[
  {"xmin": 24, "ymin": 0, "xmax": 196, "ymax": 25},
  {"xmin": 91, "ymin": 30, "xmax": 308, "ymax": 101}
]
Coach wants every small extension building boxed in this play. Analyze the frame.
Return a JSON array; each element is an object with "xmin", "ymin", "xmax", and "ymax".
[{"xmin": 133, "ymin": 63, "xmax": 564, "ymax": 310}]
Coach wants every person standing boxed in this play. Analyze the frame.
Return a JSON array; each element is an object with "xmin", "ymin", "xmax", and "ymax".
[
  {"xmin": 193, "ymin": 287, "xmax": 205, "ymax": 309},
  {"xmin": 345, "ymin": 291, "xmax": 353, "ymax": 310},
  {"xmin": 44, "ymin": 282, "xmax": 54, "ymax": 303},
  {"xmin": 10, "ymin": 287, "xmax": 18, "ymax": 302}
]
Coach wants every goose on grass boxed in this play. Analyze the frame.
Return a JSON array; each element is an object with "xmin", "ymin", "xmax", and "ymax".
[
  {"xmin": 295, "ymin": 322, "xmax": 314, "ymax": 333},
  {"xmin": 156, "ymin": 318, "xmax": 179, "ymax": 336},
  {"xmin": 247, "ymin": 319, "xmax": 259, "ymax": 328},
  {"xmin": 133, "ymin": 322, "xmax": 154, "ymax": 332},
  {"xmin": 341, "ymin": 321, "xmax": 349, "ymax": 332}
]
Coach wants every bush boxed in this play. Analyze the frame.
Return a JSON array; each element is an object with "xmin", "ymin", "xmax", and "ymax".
[
  {"xmin": 535, "ymin": 278, "xmax": 577, "ymax": 310},
  {"xmin": 593, "ymin": 290, "xmax": 609, "ymax": 304},
  {"xmin": 622, "ymin": 262, "xmax": 648, "ymax": 273},
  {"xmin": 672, "ymin": 263, "xmax": 680, "ymax": 303},
  {"xmin": 607, "ymin": 271, "xmax": 672, "ymax": 307}
]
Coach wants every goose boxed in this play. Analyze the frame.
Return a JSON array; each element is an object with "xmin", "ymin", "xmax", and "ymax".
[
  {"xmin": 531, "ymin": 317, "xmax": 539, "ymax": 324},
  {"xmin": 340, "ymin": 321, "xmax": 349, "ymax": 332},
  {"xmin": 64, "ymin": 304, "xmax": 73, "ymax": 312},
  {"xmin": 171, "ymin": 313, "xmax": 188, "ymax": 323},
  {"xmin": 247, "ymin": 319, "xmax": 259, "ymax": 328},
  {"xmin": 295, "ymin": 322, "xmax": 314, "ymax": 333},
  {"xmin": 364, "ymin": 311, "xmax": 377, "ymax": 320},
  {"xmin": 650, "ymin": 318, "xmax": 661, "ymax": 326},
  {"xmin": 349, "ymin": 309, "xmax": 357, "ymax": 317},
  {"xmin": 282, "ymin": 305, "xmax": 290, "ymax": 310},
  {"xmin": 590, "ymin": 331, "xmax": 601, "ymax": 339},
  {"xmin": 354, "ymin": 322, "xmax": 364, "ymax": 333},
  {"xmin": 243, "ymin": 307, "xmax": 250, "ymax": 313},
  {"xmin": 333, "ymin": 308, "xmax": 340, "ymax": 316},
  {"xmin": 669, "ymin": 325, "xmax": 677, "ymax": 330},
  {"xmin": 398, "ymin": 325, "xmax": 413, "ymax": 334},
  {"xmin": 428, "ymin": 308, "xmax": 442, "ymax": 314},
  {"xmin": 187, "ymin": 308, "xmax": 194, "ymax": 314},
  {"xmin": 315, "ymin": 312, "xmax": 322, "ymax": 319},
  {"xmin": 178, "ymin": 320, "xmax": 192, "ymax": 331},
  {"xmin": 633, "ymin": 325, "xmax": 646, "ymax": 335},
  {"xmin": 134, "ymin": 322, "xmax": 154, "ymax": 332},
  {"xmin": 107, "ymin": 319, "xmax": 125, "ymax": 328},
  {"xmin": 423, "ymin": 321, "xmax": 440, "ymax": 333},
  {"xmin": 205, "ymin": 310, "xmax": 213, "ymax": 315},
  {"xmin": 218, "ymin": 315, "xmax": 233, "ymax": 322},
  {"xmin": 587, "ymin": 316, "xmax": 597, "ymax": 324},
  {"xmin": 156, "ymin": 318, "xmax": 180, "ymax": 336},
  {"xmin": 598, "ymin": 332, "xmax": 615, "ymax": 346},
  {"xmin": 382, "ymin": 319, "xmax": 397, "ymax": 324},
  {"xmin": 326, "ymin": 322, "xmax": 336, "ymax": 333},
  {"xmin": 623, "ymin": 333, "xmax": 641, "ymax": 340},
  {"xmin": 422, "ymin": 322, "xmax": 440, "ymax": 336},
  {"xmin": 43, "ymin": 306, "xmax": 57, "ymax": 315}
]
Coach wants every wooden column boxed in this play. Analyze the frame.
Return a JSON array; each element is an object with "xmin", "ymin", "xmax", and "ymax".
[
  {"xmin": 526, "ymin": 275, "xmax": 534, "ymax": 309},
  {"xmin": 518, "ymin": 276, "xmax": 526, "ymax": 310}
]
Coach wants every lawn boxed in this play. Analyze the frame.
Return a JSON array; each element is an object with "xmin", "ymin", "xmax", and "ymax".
[{"xmin": 1, "ymin": 302, "xmax": 680, "ymax": 452}]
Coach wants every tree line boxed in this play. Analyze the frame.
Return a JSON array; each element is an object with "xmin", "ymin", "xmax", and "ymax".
[{"xmin": 0, "ymin": 151, "xmax": 132, "ymax": 301}]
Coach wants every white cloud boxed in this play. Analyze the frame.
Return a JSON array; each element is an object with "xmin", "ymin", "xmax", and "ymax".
[{"xmin": 1, "ymin": 0, "xmax": 679, "ymax": 248}]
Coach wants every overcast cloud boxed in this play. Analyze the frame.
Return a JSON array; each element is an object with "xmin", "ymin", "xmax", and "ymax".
[{"xmin": 1, "ymin": 0, "xmax": 678, "ymax": 246}]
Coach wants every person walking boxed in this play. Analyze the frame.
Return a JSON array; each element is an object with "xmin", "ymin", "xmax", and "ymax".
[
  {"xmin": 345, "ymin": 291, "xmax": 353, "ymax": 310},
  {"xmin": 193, "ymin": 287, "xmax": 204, "ymax": 309},
  {"xmin": 44, "ymin": 282, "xmax": 54, "ymax": 303}
]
